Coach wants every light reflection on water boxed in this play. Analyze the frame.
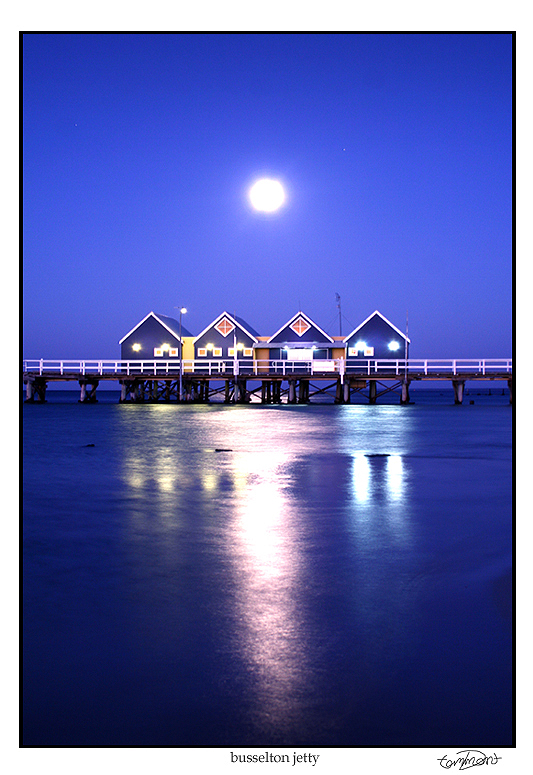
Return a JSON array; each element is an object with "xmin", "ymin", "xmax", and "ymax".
[
  {"xmin": 224, "ymin": 446, "xmax": 311, "ymax": 726},
  {"xmin": 350, "ymin": 452, "xmax": 411, "ymax": 539},
  {"xmin": 23, "ymin": 402, "xmax": 513, "ymax": 745}
]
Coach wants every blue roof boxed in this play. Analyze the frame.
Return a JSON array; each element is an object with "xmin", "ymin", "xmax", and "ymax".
[
  {"xmin": 234, "ymin": 315, "xmax": 261, "ymax": 338},
  {"xmin": 155, "ymin": 313, "xmax": 193, "ymax": 338}
]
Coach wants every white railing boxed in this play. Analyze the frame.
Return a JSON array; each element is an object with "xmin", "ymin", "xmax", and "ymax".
[
  {"xmin": 343, "ymin": 359, "xmax": 513, "ymax": 376},
  {"xmin": 22, "ymin": 358, "xmax": 513, "ymax": 377}
]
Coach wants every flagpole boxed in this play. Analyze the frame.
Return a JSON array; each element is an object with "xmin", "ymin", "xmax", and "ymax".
[{"xmin": 404, "ymin": 310, "xmax": 409, "ymax": 379}]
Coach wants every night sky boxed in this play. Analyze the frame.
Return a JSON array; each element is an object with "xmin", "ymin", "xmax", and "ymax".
[{"xmin": 22, "ymin": 33, "xmax": 513, "ymax": 360}]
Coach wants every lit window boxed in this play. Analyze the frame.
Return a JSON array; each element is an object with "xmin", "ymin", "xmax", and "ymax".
[
  {"xmin": 228, "ymin": 348, "xmax": 236, "ymax": 357},
  {"xmin": 364, "ymin": 347, "xmax": 374, "ymax": 357},
  {"xmin": 132, "ymin": 343, "xmax": 141, "ymax": 352},
  {"xmin": 198, "ymin": 348, "xmax": 207, "ymax": 357},
  {"xmin": 243, "ymin": 348, "xmax": 253, "ymax": 357},
  {"xmin": 154, "ymin": 348, "xmax": 163, "ymax": 357},
  {"xmin": 348, "ymin": 347, "xmax": 358, "ymax": 356},
  {"xmin": 287, "ymin": 348, "xmax": 314, "ymax": 360},
  {"xmin": 213, "ymin": 347, "xmax": 222, "ymax": 357},
  {"xmin": 388, "ymin": 341, "xmax": 400, "ymax": 351},
  {"xmin": 169, "ymin": 348, "xmax": 179, "ymax": 357}
]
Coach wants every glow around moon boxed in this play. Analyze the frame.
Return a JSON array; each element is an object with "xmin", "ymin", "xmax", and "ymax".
[{"xmin": 249, "ymin": 178, "xmax": 286, "ymax": 212}]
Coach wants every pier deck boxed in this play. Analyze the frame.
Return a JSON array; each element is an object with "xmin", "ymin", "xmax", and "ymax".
[{"xmin": 23, "ymin": 359, "xmax": 513, "ymax": 404}]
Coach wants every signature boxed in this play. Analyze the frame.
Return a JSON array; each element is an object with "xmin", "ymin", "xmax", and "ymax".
[{"xmin": 437, "ymin": 751, "xmax": 502, "ymax": 769}]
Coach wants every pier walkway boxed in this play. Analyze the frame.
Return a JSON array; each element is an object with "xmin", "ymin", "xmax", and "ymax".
[{"xmin": 23, "ymin": 358, "xmax": 513, "ymax": 405}]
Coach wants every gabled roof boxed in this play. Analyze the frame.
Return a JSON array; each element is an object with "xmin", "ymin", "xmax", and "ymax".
[
  {"xmin": 234, "ymin": 315, "xmax": 261, "ymax": 339},
  {"xmin": 193, "ymin": 311, "xmax": 259, "ymax": 344},
  {"xmin": 267, "ymin": 311, "xmax": 334, "ymax": 345},
  {"xmin": 119, "ymin": 311, "xmax": 193, "ymax": 344},
  {"xmin": 343, "ymin": 310, "xmax": 411, "ymax": 343}
]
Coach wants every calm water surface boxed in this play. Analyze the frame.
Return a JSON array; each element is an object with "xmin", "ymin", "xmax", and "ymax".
[{"xmin": 23, "ymin": 398, "xmax": 513, "ymax": 746}]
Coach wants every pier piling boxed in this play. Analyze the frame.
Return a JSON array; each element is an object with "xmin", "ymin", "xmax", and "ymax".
[
  {"xmin": 22, "ymin": 359, "xmax": 513, "ymax": 406},
  {"xmin": 288, "ymin": 380, "xmax": 296, "ymax": 404},
  {"xmin": 343, "ymin": 380, "xmax": 351, "ymax": 404},
  {"xmin": 401, "ymin": 379, "xmax": 410, "ymax": 404},
  {"xmin": 27, "ymin": 378, "xmax": 48, "ymax": 402},
  {"xmin": 25, "ymin": 378, "xmax": 34, "ymax": 402},
  {"xmin": 452, "ymin": 379, "xmax": 465, "ymax": 405}
]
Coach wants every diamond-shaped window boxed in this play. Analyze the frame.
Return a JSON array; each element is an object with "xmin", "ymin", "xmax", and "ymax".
[
  {"xmin": 215, "ymin": 317, "xmax": 235, "ymax": 337},
  {"xmin": 290, "ymin": 316, "xmax": 311, "ymax": 337}
]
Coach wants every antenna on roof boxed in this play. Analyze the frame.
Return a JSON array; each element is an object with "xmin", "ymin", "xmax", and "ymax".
[{"xmin": 335, "ymin": 293, "xmax": 342, "ymax": 336}]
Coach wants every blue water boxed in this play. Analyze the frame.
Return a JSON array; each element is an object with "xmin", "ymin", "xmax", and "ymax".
[{"xmin": 22, "ymin": 395, "xmax": 513, "ymax": 746}]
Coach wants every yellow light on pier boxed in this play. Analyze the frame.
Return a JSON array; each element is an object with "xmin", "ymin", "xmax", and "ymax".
[{"xmin": 132, "ymin": 343, "xmax": 141, "ymax": 352}]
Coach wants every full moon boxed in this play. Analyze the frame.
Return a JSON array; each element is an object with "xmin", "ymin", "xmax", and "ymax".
[{"xmin": 249, "ymin": 178, "xmax": 285, "ymax": 212}]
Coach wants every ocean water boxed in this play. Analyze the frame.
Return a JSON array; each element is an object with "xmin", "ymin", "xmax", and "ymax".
[{"xmin": 22, "ymin": 394, "xmax": 513, "ymax": 746}]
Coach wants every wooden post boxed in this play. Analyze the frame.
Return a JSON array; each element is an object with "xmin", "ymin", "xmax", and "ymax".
[
  {"xmin": 288, "ymin": 380, "xmax": 296, "ymax": 404},
  {"xmin": 119, "ymin": 382, "xmax": 127, "ymax": 402},
  {"xmin": 224, "ymin": 380, "xmax": 231, "ymax": 403},
  {"xmin": 79, "ymin": 381, "xmax": 87, "ymax": 402},
  {"xmin": 401, "ymin": 379, "xmax": 410, "ymax": 404},
  {"xmin": 237, "ymin": 379, "xmax": 247, "ymax": 403},
  {"xmin": 369, "ymin": 380, "xmax": 377, "ymax": 404},
  {"xmin": 298, "ymin": 379, "xmax": 309, "ymax": 403},
  {"xmin": 507, "ymin": 378, "xmax": 513, "ymax": 405},
  {"xmin": 25, "ymin": 379, "xmax": 34, "ymax": 402},
  {"xmin": 343, "ymin": 380, "xmax": 351, "ymax": 404},
  {"xmin": 32, "ymin": 379, "xmax": 47, "ymax": 402},
  {"xmin": 86, "ymin": 381, "xmax": 99, "ymax": 402},
  {"xmin": 335, "ymin": 379, "xmax": 343, "ymax": 404},
  {"xmin": 452, "ymin": 379, "xmax": 465, "ymax": 404}
]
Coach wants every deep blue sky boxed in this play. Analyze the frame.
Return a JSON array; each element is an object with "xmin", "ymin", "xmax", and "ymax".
[{"xmin": 23, "ymin": 33, "xmax": 513, "ymax": 359}]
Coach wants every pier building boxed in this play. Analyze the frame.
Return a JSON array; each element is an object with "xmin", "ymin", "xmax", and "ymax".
[
  {"xmin": 193, "ymin": 312, "xmax": 259, "ymax": 362},
  {"xmin": 260, "ymin": 311, "xmax": 336, "ymax": 364},
  {"xmin": 344, "ymin": 310, "xmax": 410, "ymax": 360},
  {"xmin": 119, "ymin": 311, "xmax": 193, "ymax": 362},
  {"xmin": 23, "ymin": 307, "xmax": 512, "ymax": 405}
]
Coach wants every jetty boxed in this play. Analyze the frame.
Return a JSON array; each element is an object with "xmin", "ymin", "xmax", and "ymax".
[{"xmin": 22, "ymin": 358, "xmax": 513, "ymax": 405}]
